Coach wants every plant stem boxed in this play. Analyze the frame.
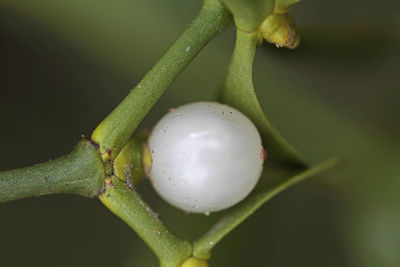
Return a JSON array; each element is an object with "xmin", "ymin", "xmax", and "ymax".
[
  {"xmin": 99, "ymin": 176, "xmax": 192, "ymax": 267},
  {"xmin": 0, "ymin": 140, "xmax": 105, "ymax": 203},
  {"xmin": 219, "ymin": 29, "xmax": 305, "ymax": 167},
  {"xmin": 91, "ymin": 0, "xmax": 233, "ymax": 162},
  {"xmin": 193, "ymin": 158, "xmax": 337, "ymax": 259}
]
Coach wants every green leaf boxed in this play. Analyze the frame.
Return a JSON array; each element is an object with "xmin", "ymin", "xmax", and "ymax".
[
  {"xmin": 193, "ymin": 158, "xmax": 337, "ymax": 259},
  {"xmin": 99, "ymin": 176, "xmax": 192, "ymax": 267},
  {"xmin": 219, "ymin": 29, "xmax": 305, "ymax": 167}
]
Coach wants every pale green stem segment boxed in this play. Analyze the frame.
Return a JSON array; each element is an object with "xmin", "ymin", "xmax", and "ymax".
[
  {"xmin": 0, "ymin": 140, "xmax": 105, "ymax": 203},
  {"xmin": 218, "ymin": 0, "xmax": 274, "ymax": 31},
  {"xmin": 113, "ymin": 132, "xmax": 148, "ymax": 184},
  {"xmin": 91, "ymin": 0, "xmax": 233, "ymax": 161},
  {"xmin": 99, "ymin": 177, "xmax": 192, "ymax": 267},
  {"xmin": 219, "ymin": 29, "xmax": 305, "ymax": 167},
  {"xmin": 193, "ymin": 158, "xmax": 337, "ymax": 259}
]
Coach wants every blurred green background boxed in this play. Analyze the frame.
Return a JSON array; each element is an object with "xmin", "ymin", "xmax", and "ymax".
[{"xmin": 0, "ymin": 0, "xmax": 399, "ymax": 266}]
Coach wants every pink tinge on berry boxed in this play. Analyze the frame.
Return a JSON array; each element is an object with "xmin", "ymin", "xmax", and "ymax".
[{"xmin": 261, "ymin": 148, "xmax": 267, "ymax": 162}]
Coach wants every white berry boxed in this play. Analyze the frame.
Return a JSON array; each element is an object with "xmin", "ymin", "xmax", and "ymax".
[{"xmin": 148, "ymin": 102, "xmax": 264, "ymax": 213}]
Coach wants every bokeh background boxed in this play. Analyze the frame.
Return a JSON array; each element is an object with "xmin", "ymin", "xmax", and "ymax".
[{"xmin": 0, "ymin": 0, "xmax": 399, "ymax": 266}]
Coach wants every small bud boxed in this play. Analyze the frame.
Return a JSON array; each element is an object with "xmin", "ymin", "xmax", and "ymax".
[
  {"xmin": 181, "ymin": 257, "xmax": 209, "ymax": 267},
  {"xmin": 142, "ymin": 142, "xmax": 153, "ymax": 179},
  {"xmin": 259, "ymin": 13, "xmax": 300, "ymax": 49},
  {"xmin": 113, "ymin": 131, "xmax": 149, "ymax": 184}
]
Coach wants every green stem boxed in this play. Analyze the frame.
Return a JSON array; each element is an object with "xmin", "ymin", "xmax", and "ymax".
[
  {"xmin": 219, "ymin": 29, "xmax": 305, "ymax": 167},
  {"xmin": 91, "ymin": 0, "xmax": 233, "ymax": 161},
  {"xmin": 0, "ymin": 140, "xmax": 105, "ymax": 203},
  {"xmin": 193, "ymin": 158, "xmax": 337, "ymax": 259},
  {"xmin": 99, "ymin": 177, "xmax": 192, "ymax": 267}
]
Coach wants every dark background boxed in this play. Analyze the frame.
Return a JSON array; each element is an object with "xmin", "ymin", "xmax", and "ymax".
[{"xmin": 0, "ymin": 0, "xmax": 399, "ymax": 266}]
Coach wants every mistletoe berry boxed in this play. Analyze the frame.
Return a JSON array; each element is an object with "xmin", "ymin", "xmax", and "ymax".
[{"xmin": 147, "ymin": 102, "xmax": 265, "ymax": 213}]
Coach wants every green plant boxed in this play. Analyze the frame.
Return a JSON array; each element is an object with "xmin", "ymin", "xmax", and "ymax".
[{"xmin": 0, "ymin": 0, "xmax": 336, "ymax": 266}]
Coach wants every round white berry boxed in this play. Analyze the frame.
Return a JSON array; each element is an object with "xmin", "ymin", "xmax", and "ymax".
[{"xmin": 148, "ymin": 102, "xmax": 264, "ymax": 213}]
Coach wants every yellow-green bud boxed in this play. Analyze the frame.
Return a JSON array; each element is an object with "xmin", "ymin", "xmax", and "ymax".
[
  {"xmin": 259, "ymin": 13, "xmax": 300, "ymax": 49},
  {"xmin": 181, "ymin": 257, "xmax": 209, "ymax": 267},
  {"xmin": 113, "ymin": 131, "xmax": 149, "ymax": 184}
]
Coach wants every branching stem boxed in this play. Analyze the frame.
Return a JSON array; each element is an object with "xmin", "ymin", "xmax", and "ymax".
[
  {"xmin": 91, "ymin": 0, "xmax": 233, "ymax": 162},
  {"xmin": 99, "ymin": 177, "xmax": 192, "ymax": 267}
]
